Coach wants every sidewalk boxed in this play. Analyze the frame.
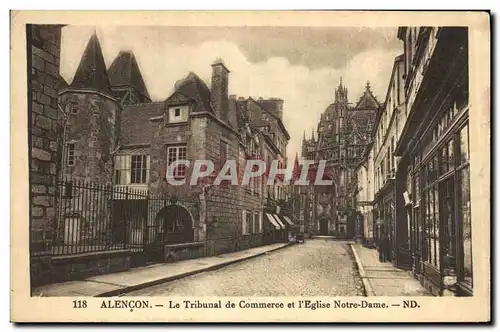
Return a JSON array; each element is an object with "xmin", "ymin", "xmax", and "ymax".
[
  {"xmin": 350, "ymin": 243, "xmax": 430, "ymax": 296},
  {"xmin": 33, "ymin": 242, "xmax": 291, "ymax": 297}
]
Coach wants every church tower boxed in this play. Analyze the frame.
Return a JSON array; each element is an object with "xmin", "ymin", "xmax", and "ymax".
[{"xmin": 334, "ymin": 77, "xmax": 348, "ymax": 104}]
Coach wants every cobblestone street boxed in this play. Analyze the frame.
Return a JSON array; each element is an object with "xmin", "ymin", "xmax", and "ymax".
[{"xmin": 127, "ymin": 239, "xmax": 365, "ymax": 296}]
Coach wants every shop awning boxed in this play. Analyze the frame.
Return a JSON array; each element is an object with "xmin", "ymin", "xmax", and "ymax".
[
  {"xmin": 282, "ymin": 216, "xmax": 294, "ymax": 226},
  {"xmin": 265, "ymin": 213, "xmax": 281, "ymax": 230},
  {"xmin": 273, "ymin": 214, "xmax": 286, "ymax": 228}
]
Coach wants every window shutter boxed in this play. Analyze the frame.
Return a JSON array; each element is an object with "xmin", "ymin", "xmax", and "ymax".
[
  {"xmin": 242, "ymin": 210, "xmax": 246, "ymax": 235},
  {"xmin": 146, "ymin": 155, "xmax": 151, "ymax": 183},
  {"xmin": 125, "ymin": 155, "xmax": 131, "ymax": 184}
]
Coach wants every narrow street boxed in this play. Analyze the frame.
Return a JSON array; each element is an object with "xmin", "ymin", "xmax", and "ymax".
[{"xmin": 126, "ymin": 239, "xmax": 365, "ymax": 296}]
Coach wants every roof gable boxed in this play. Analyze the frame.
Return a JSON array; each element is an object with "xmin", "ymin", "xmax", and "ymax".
[
  {"xmin": 108, "ymin": 51, "xmax": 151, "ymax": 102},
  {"xmin": 70, "ymin": 33, "xmax": 113, "ymax": 97},
  {"xmin": 355, "ymin": 83, "xmax": 380, "ymax": 110},
  {"xmin": 165, "ymin": 91, "xmax": 192, "ymax": 106}
]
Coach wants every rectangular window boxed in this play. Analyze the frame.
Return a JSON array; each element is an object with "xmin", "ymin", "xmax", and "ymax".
[
  {"xmin": 426, "ymin": 190, "xmax": 434, "ymax": 265},
  {"xmin": 447, "ymin": 139, "xmax": 455, "ymax": 171},
  {"xmin": 114, "ymin": 155, "xmax": 130, "ymax": 185},
  {"xmin": 433, "ymin": 187, "xmax": 440, "ymax": 268},
  {"xmin": 387, "ymin": 147, "xmax": 391, "ymax": 173},
  {"xmin": 70, "ymin": 102, "xmax": 78, "ymax": 114},
  {"xmin": 381, "ymin": 161, "xmax": 385, "ymax": 182},
  {"xmin": 391, "ymin": 137, "xmax": 395, "ymax": 169},
  {"xmin": 67, "ymin": 143, "xmax": 75, "ymax": 166},
  {"xmin": 440, "ymin": 143, "xmax": 449, "ymax": 175},
  {"xmin": 114, "ymin": 155, "xmax": 150, "ymax": 185},
  {"xmin": 131, "ymin": 155, "xmax": 148, "ymax": 184},
  {"xmin": 168, "ymin": 106, "xmax": 188, "ymax": 123},
  {"xmin": 246, "ymin": 211, "xmax": 252, "ymax": 235},
  {"xmin": 167, "ymin": 146, "xmax": 187, "ymax": 178},
  {"xmin": 459, "ymin": 166, "xmax": 472, "ymax": 286},
  {"xmin": 254, "ymin": 212, "xmax": 259, "ymax": 233},
  {"xmin": 459, "ymin": 124, "xmax": 469, "ymax": 165},
  {"xmin": 241, "ymin": 210, "xmax": 247, "ymax": 235}
]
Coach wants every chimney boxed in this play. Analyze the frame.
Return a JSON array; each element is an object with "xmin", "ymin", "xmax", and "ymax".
[
  {"xmin": 275, "ymin": 99, "xmax": 284, "ymax": 119},
  {"xmin": 265, "ymin": 98, "xmax": 284, "ymax": 119},
  {"xmin": 211, "ymin": 58, "xmax": 230, "ymax": 122}
]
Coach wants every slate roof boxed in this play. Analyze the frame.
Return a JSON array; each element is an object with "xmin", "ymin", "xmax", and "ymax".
[
  {"xmin": 168, "ymin": 72, "xmax": 213, "ymax": 114},
  {"xmin": 257, "ymin": 99, "xmax": 282, "ymax": 119},
  {"xmin": 120, "ymin": 101, "xmax": 165, "ymax": 146},
  {"xmin": 69, "ymin": 33, "xmax": 113, "ymax": 97},
  {"xmin": 108, "ymin": 51, "xmax": 151, "ymax": 102}
]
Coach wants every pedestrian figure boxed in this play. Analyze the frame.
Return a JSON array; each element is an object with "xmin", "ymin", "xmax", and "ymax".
[{"xmin": 377, "ymin": 233, "xmax": 390, "ymax": 262}]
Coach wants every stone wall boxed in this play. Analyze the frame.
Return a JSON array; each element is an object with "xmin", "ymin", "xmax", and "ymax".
[
  {"xmin": 44, "ymin": 251, "xmax": 131, "ymax": 285},
  {"xmin": 29, "ymin": 25, "xmax": 63, "ymax": 287},
  {"xmin": 164, "ymin": 242, "xmax": 204, "ymax": 262},
  {"xmin": 58, "ymin": 92, "xmax": 120, "ymax": 184},
  {"xmin": 202, "ymin": 117, "xmax": 241, "ymax": 255},
  {"xmin": 237, "ymin": 142, "xmax": 264, "ymax": 250}
]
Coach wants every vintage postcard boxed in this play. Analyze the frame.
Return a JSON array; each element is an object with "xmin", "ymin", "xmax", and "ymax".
[{"xmin": 10, "ymin": 10, "xmax": 490, "ymax": 322}]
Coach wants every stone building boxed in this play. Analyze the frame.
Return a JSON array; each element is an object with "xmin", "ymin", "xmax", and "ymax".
[
  {"xmin": 49, "ymin": 32, "xmax": 291, "ymax": 276},
  {"xmin": 354, "ymin": 141, "xmax": 374, "ymax": 244},
  {"xmin": 394, "ymin": 27, "xmax": 473, "ymax": 296},
  {"xmin": 301, "ymin": 79, "xmax": 379, "ymax": 237},
  {"xmin": 233, "ymin": 96, "xmax": 291, "ymax": 243},
  {"xmin": 371, "ymin": 54, "xmax": 407, "ymax": 263},
  {"xmin": 58, "ymin": 33, "xmax": 121, "ymax": 184}
]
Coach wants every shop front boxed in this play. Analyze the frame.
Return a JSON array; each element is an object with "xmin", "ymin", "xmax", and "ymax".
[
  {"xmin": 394, "ymin": 26, "xmax": 471, "ymax": 296},
  {"xmin": 408, "ymin": 114, "xmax": 472, "ymax": 296},
  {"xmin": 373, "ymin": 190, "xmax": 395, "ymax": 262}
]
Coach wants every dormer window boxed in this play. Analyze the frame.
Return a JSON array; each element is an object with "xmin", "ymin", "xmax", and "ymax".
[{"xmin": 168, "ymin": 105, "xmax": 188, "ymax": 124}]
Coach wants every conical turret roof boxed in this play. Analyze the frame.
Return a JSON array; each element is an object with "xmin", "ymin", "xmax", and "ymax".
[
  {"xmin": 70, "ymin": 32, "xmax": 113, "ymax": 97},
  {"xmin": 108, "ymin": 50, "xmax": 151, "ymax": 102}
]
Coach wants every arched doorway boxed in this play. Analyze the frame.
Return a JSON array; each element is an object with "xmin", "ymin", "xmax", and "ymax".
[{"xmin": 155, "ymin": 205, "xmax": 194, "ymax": 244}]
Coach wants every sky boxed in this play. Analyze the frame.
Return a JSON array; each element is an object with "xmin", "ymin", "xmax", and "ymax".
[{"xmin": 59, "ymin": 26, "xmax": 403, "ymax": 161}]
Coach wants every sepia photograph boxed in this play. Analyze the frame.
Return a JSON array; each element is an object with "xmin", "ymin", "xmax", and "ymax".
[{"xmin": 10, "ymin": 10, "xmax": 490, "ymax": 322}]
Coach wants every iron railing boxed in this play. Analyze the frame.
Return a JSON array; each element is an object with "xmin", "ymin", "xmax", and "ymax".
[
  {"xmin": 45, "ymin": 179, "xmax": 286, "ymax": 258},
  {"xmin": 53, "ymin": 180, "xmax": 160, "ymax": 256}
]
